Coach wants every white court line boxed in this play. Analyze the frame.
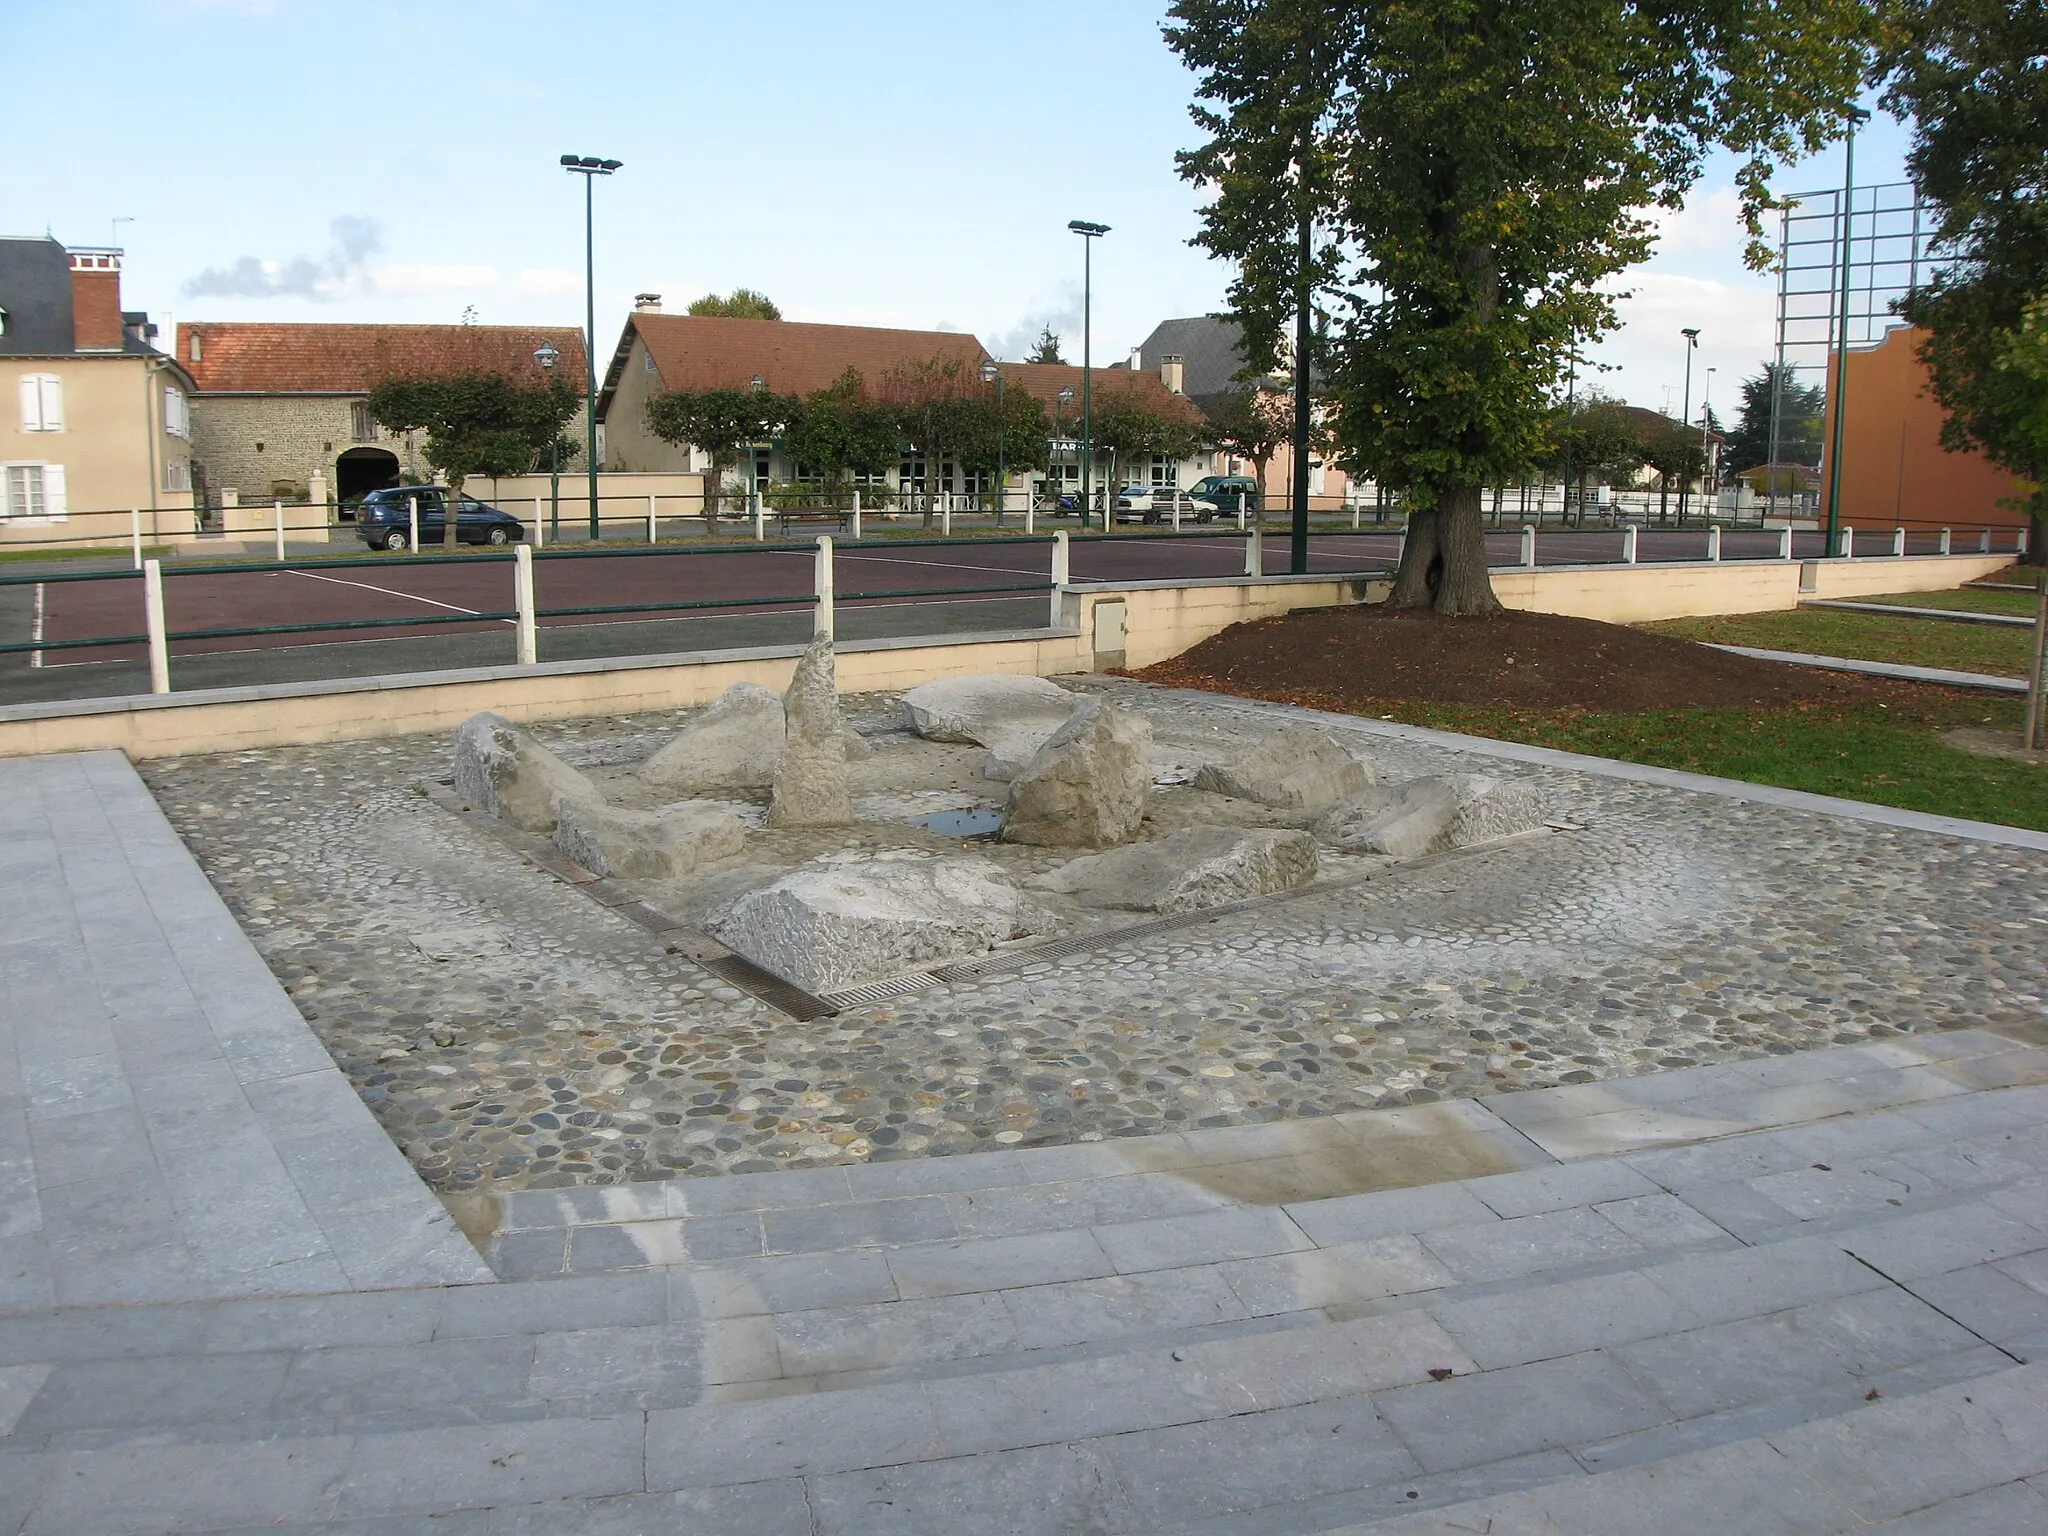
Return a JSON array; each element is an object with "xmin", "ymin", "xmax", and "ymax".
[
  {"xmin": 285, "ymin": 567, "xmax": 513, "ymax": 625},
  {"xmin": 29, "ymin": 582, "xmax": 44, "ymax": 668},
  {"xmin": 835, "ymin": 550, "xmax": 1050, "ymax": 578}
]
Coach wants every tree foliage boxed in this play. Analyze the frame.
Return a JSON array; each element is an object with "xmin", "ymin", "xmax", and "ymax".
[
  {"xmin": 782, "ymin": 368, "xmax": 901, "ymax": 486},
  {"xmin": 1723, "ymin": 363, "xmax": 1828, "ymax": 474},
  {"xmin": 1088, "ymin": 384, "xmax": 1208, "ymax": 494},
  {"xmin": 365, "ymin": 372, "xmax": 580, "ymax": 543},
  {"xmin": 643, "ymin": 386, "xmax": 798, "ymax": 517},
  {"xmin": 1207, "ymin": 387, "xmax": 1293, "ymax": 494},
  {"xmin": 686, "ymin": 289, "xmax": 783, "ymax": 320},
  {"xmin": 1888, "ymin": 0, "xmax": 2048, "ymax": 558},
  {"xmin": 1167, "ymin": 0, "xmax": 1886, "ymax": 612},
  {"xmin": 1024, "ymin": 326, "xmax": 1068, "ymax": 364}
]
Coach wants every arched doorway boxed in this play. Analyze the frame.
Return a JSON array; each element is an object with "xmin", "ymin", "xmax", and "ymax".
[{"xmin": 336, "ymin": 447, "xmax": 401, "ymax": 505}]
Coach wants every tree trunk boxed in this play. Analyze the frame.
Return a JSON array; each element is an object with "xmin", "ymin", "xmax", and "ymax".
[
  {"xmin": 2026, "ymin": 511, "xmax": 2046, "ymax": 568},
  {"xmin": 704, "ymin": 457, "xmax": 726, "ymax": 526},
  {"xmin": 442, "ymin": 472, "xmax": 462, "ymax": 547},
  {"xmin": 1388, "ymin": 485, "xmax": 1502, "ymax": 615}
]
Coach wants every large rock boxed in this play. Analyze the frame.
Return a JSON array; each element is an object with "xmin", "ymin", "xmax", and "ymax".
[
  {"xmin": 452, "ymin": 712, "xmax": 599, "ymax": 834},
  {"xmin": 1194, "ymin": 728, "xmax": 1375, "ymax": 810},
  {"xmin": 705, "ymin": 853, "xmax": 1047, "ymax": 992},
  {"xmin": 1316, "ymin": 773, "xmax": 1546, "ymax": 858},
  {"xmin": 641, "ymin": 683, "xmax": 785, "ymax": 793},
  {"xmin": 900, "ymin": 674, "xmax": 1075, "ymax": 743},
  {"xmin": 769, "ymin": 637, "xmax": 853, "ymax": 827},
  {"xmin": 553, "ymin": 797, "xmax": 745, "ymax": 881},
  {"xmin": 1039, "ymin": 825, "xmax": 1319, "ymax": 914},
  {"xmin": 1001, "ymin": 698, "xmax": 1153, "ymax": 848}
]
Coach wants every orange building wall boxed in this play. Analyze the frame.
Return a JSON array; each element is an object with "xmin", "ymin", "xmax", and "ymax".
[{"xmin": 1820, "ymin": 325, "xmax": 2028, "ymax": 530}]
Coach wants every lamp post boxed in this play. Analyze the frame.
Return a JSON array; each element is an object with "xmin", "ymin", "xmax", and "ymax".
[
  {"xmin": 1677, "ymin": 328, "xmax": 1700, "ymax": 524},
  {"xmin": 1056, "ymin": 386, "xmax": 1075, "ymax": 509},
  {"xmin": 1700, "ymin": 366, "xmax": 1717, "ymax": 518},
  {"xmin": 1824, "ymin": 106, "xmax": 1870, "ymax": 557},
  {"xmin": 748, "ymin": 375, "xmax": 766, "ymax": 506},
  {"xmin": 980, "ymin": 360, "xmax": 1007, "ymax": 525},
  {"xmin": 561, "ymin": 153, "xmax": 621, "ymax": 541},
  {"xmin": 1068, "ymin": 220, "xmax": 1109, "ymax": 529},
  {"xmin": 533, "ymin": 340, "xmax": 561, "ymax": 539}
]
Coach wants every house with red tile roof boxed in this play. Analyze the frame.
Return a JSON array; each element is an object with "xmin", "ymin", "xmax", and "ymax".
[
  {"xmin": 598, "ymin": 298, "xmax": 1216, "ymax": 503},
  {"xmin": 176, "ymin": 321, "xmax": 587, "ymax": 505}
]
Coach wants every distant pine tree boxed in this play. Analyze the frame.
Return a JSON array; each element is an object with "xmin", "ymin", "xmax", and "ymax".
[{"xmin": 1025, "ymin": 326, "xmax": 1067, "ymax": 365}]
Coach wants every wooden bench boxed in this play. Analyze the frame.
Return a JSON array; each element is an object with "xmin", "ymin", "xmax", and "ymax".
[{"xmin": 771, "ymin": 506, "xmax": 854, "ymax": 536}]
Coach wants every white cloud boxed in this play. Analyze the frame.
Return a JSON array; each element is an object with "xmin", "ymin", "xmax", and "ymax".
[
  {"xmin": 181, "ymin": 215, "xmax": 380, "ymax": 302},
  {"xmin": 370, "ymin": 264, "xmax": 500, "ymax": 295},
  {"xmin": 1639, "ymin": 186, "xmax": 1747, "ymax": 258},
  {"xmin": 511, "ymin": 268, "xmax": 580, "ymax": 297}
]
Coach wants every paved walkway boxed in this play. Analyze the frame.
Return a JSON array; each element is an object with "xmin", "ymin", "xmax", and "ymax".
[
  {"xmin": 1706, "ymin": 643, "xmax": 2029, "ymax": 696},
  {"xmin": 1, "ymin": 750, "xmax": 2045, "ymax": 1532},
  {"xmin": 1802, "ymin": 599, "xmax": 2036, "ymax": 628}
]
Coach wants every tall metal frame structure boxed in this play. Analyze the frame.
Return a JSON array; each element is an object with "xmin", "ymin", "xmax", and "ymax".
[{"xmin": 1766, "ymin": 180, "xmax": 1941, "ymax": 521}]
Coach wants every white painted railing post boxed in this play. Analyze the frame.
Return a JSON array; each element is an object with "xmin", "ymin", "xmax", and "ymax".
[
  {"xmin": 647, "ymin": 494, "xmax": 658, "ymax": 545},
  {"xmin": 1519, "ymin": 523, "xmax": 1536, "ymax": 568},
  {"xmin": 532, "ymin": 497, "xmax": 545, "ymax": 550},
  {"xmin": 815, "ymin": 535, "xmax": 836, "ymax": 640},
  {"xmin": 1245, "ymin": 527, "xmax": 1263, "ymax": 577},
  {"xmin": 753, "ymin": 490, "xmax": 765, "ymax": 542},
  {"xmin": 1939, "ymin": 527, "xmax": 1952, "ymax": 555},
  {"xmin": 1049, "ymin": 528, "xmax": 1070, "ymax": 628},
  {"xmin": 1981, "ymin": 528, "xmax": 1993, "ymax": 553},
  {"xmin": 129, "ymin": 508, "xmax": 143, "ymax": 570},
  {"xmin": 1236, "ymin": 501, "xmax": 1248, "ymax": 531},
  {"xmin": 2019, "ymin": 525, "xmax": 2031, "ymax": 557},
  {"xmin": 1622, "ymin": 525, "xmax": 1639, "ymax": 564},
  {"xmin": 143, "ymin": 557, "xmax": 169, "ymax": 695},
  {"xmin": 1840, "ymin": 525, "xmax": 1855, "ymax": 558},
  {"xmin": 1351, "ymin": 498, "xmax": 1361, "ymax": 530},
  {"xmin": 1779, "ymin": 527, "xmax": 1793, "ymax": 560},
  {"xmin": 1023, "ymin": 495, "xmax": 1034, "ymax": 536},
  {"xmin": 1707, "ymin": 525, "xmax": 1722, "ymax": 562},
  {"xmin": 1396, "ymin": 529, "xmax": 1407, "ymax": 571},
  {"xmin": 408, "ymin": 494, "xmax": 420, "ymax": 554},
  {"xmin": 1891, "ymin": 526, "xmax": 1906, "ymax": 557},
  {"xmin": 851, "ymin": 491, "xmax": 862, "ymax": 542},
  {"xmin": 941, "ymin": 499, "xmax": 953, "ymax": 538},
  {"xmin": 1171, "ymin": 496, "xmax": 1181, "ymax": 533},
  {"xmin": 513, "ymin": 543, "xmax": 537, "ymax": 665},
  {"xmin": 273, "ymin": 500, "xmax": 286, "ymax": 562}
]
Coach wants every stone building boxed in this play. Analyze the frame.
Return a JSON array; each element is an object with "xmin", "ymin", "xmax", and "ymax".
[
  {"xmin": 0, "ymin": 237, "xmax": 195, "ymax": 546},
  {"xmin": 176, "ymin": 322, "xmax": 588, "ymax": 506}
]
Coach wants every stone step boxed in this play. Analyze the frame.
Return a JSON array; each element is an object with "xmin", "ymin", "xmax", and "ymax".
[
  {"xmin": 1318, "ymin": 1362, "xmax": 2048, "ymax": 1536},
  {"xmin": 452, "ymin": 1028, "xmax": 2048, "ymax": 1282}
]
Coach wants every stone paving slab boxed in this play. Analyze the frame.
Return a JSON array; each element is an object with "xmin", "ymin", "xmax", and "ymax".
[{"xmin": 0, "ymin": 751, "xmax": 491, "ymax": 1311}]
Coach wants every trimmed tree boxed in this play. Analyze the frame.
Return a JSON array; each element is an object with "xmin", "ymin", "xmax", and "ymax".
[
  {"xmin": 365, "ymin": 373, "xmax": 579, "ymax": 545},
  {"xmin": 782, "ymin": 368, "xmax": 903, "ymax": 503},
  {"xmin": 1168, "ymin": 0, "xmax": 1884, "ymax": 613},
  {"xmin": 1086, "ymin": 387, "xmax": 1207, "ymax": 504},
  {"xmin": 686, "ymin": 289, "xmax": 783, "ymax": 320},
  {"xmin": 1207, "ymin": 387, "xmax": 1292, "ymax": 506},
  {"xmin": 644, "ymin": 387, "xmax": 798, "ymax": 521}
]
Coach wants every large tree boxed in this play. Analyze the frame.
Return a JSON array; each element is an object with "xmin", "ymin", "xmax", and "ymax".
[
  {"xmin": 1723, "ymin": 362, "xmax": 1829, "ymax": 476},
  {"xmin": 1168, "ymin": 0, "xmax": 1884, "ymax": 613},
  {"xmin": 1207, "ymin": 386, "xmax": 1293, "ymax": 503},
  {"xmin": 1888, "ymin": 0, "xmax": 2048, "ymax": 563},
  {"xmin": 644, "ymin": 386, "xmax": 798, "ymax": 520},
  {"xmin": 365, "ymin": 373, "xmax": 579, "ymax": 545},
  {"xmin": 1085, "ymin": 387, "xmax": 1207, "ymax": 500},
  {"xmin": 686, "ymin": 289, "xmax": 783, "ymax": 320}
]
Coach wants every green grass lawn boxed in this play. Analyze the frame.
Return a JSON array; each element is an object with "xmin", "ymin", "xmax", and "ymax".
[
  {"xmin": 1645, "ymin": 608, "xmax": 2037, "ymax": 678},
  {"xmin": 0, "ymin": 545, "xmax": 170, "ymax": 565},
  {"xmin": 1852, "ymin": 585, "xmax": 2044, "ymax": 618},
  {"xmin": 1378, "ymin": 692, "xmax": 2048, "ymax": 831}
]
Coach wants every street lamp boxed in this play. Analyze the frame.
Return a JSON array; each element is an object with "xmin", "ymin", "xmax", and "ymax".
[
  {"xmin": 1068, "ymin": 220, "xmax": 1109, "ymax": 529},
  {"xmin": 1700, "ymin": 366, "xmax": 1718, "ymax": 519},
  {"xmin": 980, "ymin": 360, "xmax": 1006, "ymax": 525},
  {"xmin": 533, "ymin": 340, "xmax": 562, "ymax": 539},
  {"xmin": 1056, "ymin": 386, "xmax": 1076, "ymax": 508},
  {"xmin": 1677, "ymin": 327, "xmax": 1700, "ymax": 524},
  {"xmin": 561, "ymin": 153, "xmax": 621, "ymax": 540},
  {"xmin": 748, "ymin": 375, "xmax": 766, "ymax": 502}
]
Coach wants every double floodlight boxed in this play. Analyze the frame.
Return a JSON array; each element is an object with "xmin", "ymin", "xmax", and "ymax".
[
  {"xmin": 1067, "ymin": 219, "xmax": 1110, "ymax": 238},
  {"xmin": 561, "ymin": 155, "xmax": 623, "ymax": 174},
  {"xmin": 1681, "ymin": 327, "xmax": 1701, "ymax": 345}
]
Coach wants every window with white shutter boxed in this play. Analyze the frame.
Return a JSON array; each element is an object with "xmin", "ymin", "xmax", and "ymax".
[
  {"xmin": 41, "ymin": 463, "xmax": 65, "ymax": 517},
  {"xmin": 17, "ymin": 374, "xmax": 63, "ymax": 432},
  {"xmin": 3, "ymin": 463, "xmax": 64, "ymax": 518},
  {"xmin": 164, "ymin": 386, "xmax": 189, "ymax": 438}
]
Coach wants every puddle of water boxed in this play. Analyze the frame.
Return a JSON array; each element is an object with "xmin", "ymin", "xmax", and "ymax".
[{"xmin": 906, "ymin": 808, "xmax": 1005, "ymax": 839}]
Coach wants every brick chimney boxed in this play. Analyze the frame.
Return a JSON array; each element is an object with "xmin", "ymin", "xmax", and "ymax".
[
  {"xmin": 1161, "ymin": 354, "xmax": 1185, "ymax": 394},
  {"xmin": 69, "ymin": 249, "xmax": 126, "ymax": 351}
]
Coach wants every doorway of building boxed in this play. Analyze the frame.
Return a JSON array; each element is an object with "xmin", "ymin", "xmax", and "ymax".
[{"xmin": 336, "ymin": 447, "xmax": 402, "ymax": 512}]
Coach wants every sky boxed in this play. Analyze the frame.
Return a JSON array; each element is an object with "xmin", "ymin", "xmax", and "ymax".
[{"xmin": 3, "ymin": 0, "xmax": 1917, "ymax": 423}]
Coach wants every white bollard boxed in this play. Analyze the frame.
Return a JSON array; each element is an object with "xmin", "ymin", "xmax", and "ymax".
[
  {"xmin": 1171, "ymin": 496, "xmax": 1181, "ymax": 533},
  {"xmin": 941, "ymin": 499, "xmax": 953, "ymax": 538},
  {"xmin": 1779, "ymin": 527, "xmax": 1794, "ymax": 560},
  {"xmin": 1519, "ymin": 523, "xmax": 1536, "ymax": 568},
  {"xmin": 851, "ymin": 491, "xmax": 862, "ymax": 542},
  {"xmin": 143, "ymin": 558, "xmax": 169, "ymax": 694},
  {"xmin": 1622, "ymin": 525, "xmax": 1639, "ymax": 564},
  {"xmin": 1840, "ymin": 525, "xmax": 1855, "ymax": 558},
  {"xmin": 1939, "ymin": 527, "xmax": 1952, "ymax": 555},
  {"xmin": 753, "ymin": 490, "xmax": 765, "ymax": 542},
  {"xmin": 130, "ymin": 508, "xmax": 143, "ymax": 570},
  {"xmin": 647, "ymin": 494, "xmax": 658, "ymax": 545},
  {"xmin": 815, "ymin": 535, "xmax": 836, "ymax": 640},
  {"xmin": 513, "ymin": 543, "xmax": 537, "ymax": 665},
  {"xmin": 1351, "ymin": 499, "xmax": 1361, "ymax": 531},
  {"xmin": 1707, "ymin": 525, "xmax": 1722, "ymax": 562},
  {"xmin": 408, "ymin": 494, "xmax": 420, "ymax": 554},
  {"xmin": 1892, "ymin": 526, "xmax": 1906, "ymax": 556},
  {"xmin": 1049, "ymin": 529, "xmax": 1070, "ymax": 628},
  {"xmin": 1024, "ymin": 496, "xmax": 1034, "ymax": 536},
  {"xmin": 1245, "ymin": 527, "xmax": 1264, "ymax": 577},
  {"xmin": 273, "ymin": 500, "xmax": 286, "ymax": 562}
]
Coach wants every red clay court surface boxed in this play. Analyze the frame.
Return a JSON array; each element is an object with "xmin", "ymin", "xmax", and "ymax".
[{"xmin": 24, "ymin": 526, "xmax": 1877, "ymax": 667}]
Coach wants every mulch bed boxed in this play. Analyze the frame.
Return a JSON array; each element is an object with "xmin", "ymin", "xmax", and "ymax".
[{"xmin": 1134, "ymin": 604, "xmax": 1893, "ymax": 715}]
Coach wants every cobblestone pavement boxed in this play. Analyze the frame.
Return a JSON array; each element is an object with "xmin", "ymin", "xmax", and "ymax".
[{"xmin": 139, "ymin": 681, "xmax": 2048, "ymax": 1197}]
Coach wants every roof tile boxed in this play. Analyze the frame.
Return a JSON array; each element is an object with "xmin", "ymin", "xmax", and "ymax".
[{"xmin": 176, "ymin": 322, "xmax": 588, "ymax": 395}]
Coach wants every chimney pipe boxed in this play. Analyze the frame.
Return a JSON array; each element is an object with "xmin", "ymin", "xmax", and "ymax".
[
  {"xmin": 633, "ymin": 293, "xmax": 663, "ymax": 313},
  {"xmin": 1127, "ymin": 346, "xmax": 1142, "ymax": 371},
  {"xmin": 1161, "ymin": 354, "xmax": 1185, "ymax": 395},
  {"xmin": 68, "ymin": 249, "xmax": 125, "ymax": 351}
]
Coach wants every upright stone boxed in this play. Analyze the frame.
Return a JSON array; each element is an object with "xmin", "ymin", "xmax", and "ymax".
[
  {"xmin": 1002, "ymin": 697, "xmax": 1152, "ymax": 848},
  {"xmin": 769, "ymin": 636, "xmax": 854, "ymax": 827},
  {"xmin": 1195, "ymin": 727, "xmax": 1374, "ymax": 810},
  {"xmin": 452, "ymin": 712, "xmax": 599, "ymax": 834},
  {"xmin": 641, "ymin": 682, "xmax": 785, "ymax": 792}
]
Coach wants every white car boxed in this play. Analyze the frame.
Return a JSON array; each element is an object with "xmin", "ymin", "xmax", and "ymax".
[{"xmin": 1113, "ymin": 486, "xmax": 1201, "ymax": 525}]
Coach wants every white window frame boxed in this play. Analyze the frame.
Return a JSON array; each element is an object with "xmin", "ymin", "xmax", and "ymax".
[
  {"xmin": 3, "ymin": 462, "xmax": 66, "ymax": 521},
  {"xmin": 18, "ymin": 374, "xmax": 63, "ymax": 433},
  {"xmin": 164, "ymin": 459, "xmax": 191, "ymax": 492}
]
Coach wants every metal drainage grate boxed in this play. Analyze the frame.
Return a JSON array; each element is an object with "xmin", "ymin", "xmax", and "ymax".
[
  {"xmin": 695, "ymin": 953, "xmax": 840, "ymax": 1022},
  {"xmin": 817, "ymin": 973, "xmax": 946, "ymax": 1010}
]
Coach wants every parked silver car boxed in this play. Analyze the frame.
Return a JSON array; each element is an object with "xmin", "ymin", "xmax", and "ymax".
[{"xmin": 1113, "ymin": 486, "xmax": 1202, "ymax": 525}]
